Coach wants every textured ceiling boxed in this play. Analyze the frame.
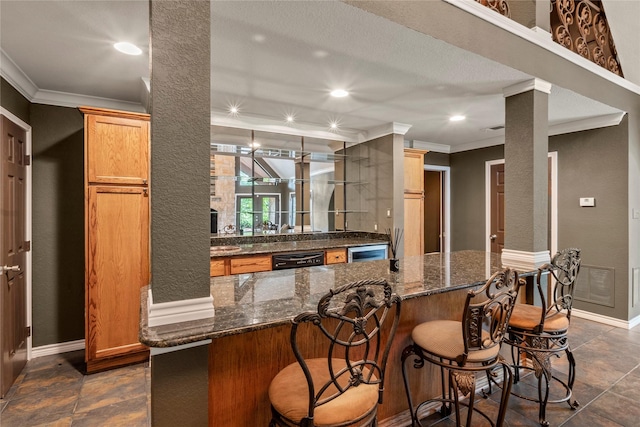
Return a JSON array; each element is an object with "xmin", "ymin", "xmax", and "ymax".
[{"xmin": 0, "ymin": 0, "xmax": 628, "ymax": 151}]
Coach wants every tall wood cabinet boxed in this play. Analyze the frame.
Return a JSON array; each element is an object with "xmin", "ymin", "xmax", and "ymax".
[
  {"xmin": 80, "ymin": 107, "xmax": 150, "ymax": 373},
  {"xmin": 404, "ymin": 149, "xmax": 427, "ymax": 257}
]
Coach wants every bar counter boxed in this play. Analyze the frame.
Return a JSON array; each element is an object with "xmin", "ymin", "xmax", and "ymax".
[{"xmin": 141, "ymin": 250, "xmax": 517, "ymax": 425}]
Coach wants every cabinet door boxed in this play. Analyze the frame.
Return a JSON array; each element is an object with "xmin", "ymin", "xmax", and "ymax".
[
  {"xmin": 86, "ymin": 186, "xmax": 149, "ymax": 365},
  {"xmin": 404, "ymin": 193, "xmax": 424, "ymax": 257},
  {"xmin": 404, "ymin": 149, "xmax": 425, "ymax": 193},
  {"xmin": 86, "ymin": 114, "xmax": 149, "ymax": 185}
]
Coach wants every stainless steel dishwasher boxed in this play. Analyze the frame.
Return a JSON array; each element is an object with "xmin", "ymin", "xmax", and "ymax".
[{"xmin": 347, "ymin": 244, "xmax": 388, "ymax": 262}]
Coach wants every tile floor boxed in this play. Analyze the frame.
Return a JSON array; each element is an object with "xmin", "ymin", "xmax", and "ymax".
[{"xmin": 1, "ymin": 316, "xmax": 640, "ymax": 426}]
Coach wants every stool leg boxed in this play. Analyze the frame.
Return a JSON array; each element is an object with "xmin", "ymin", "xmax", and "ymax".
[
  {"xmin": 534, "ymin": 352, "xmax": 551, "ymax": 427},
  {"xmin": 565, "ymin": 347, "xmax": 580, "ymax": 409},
  {"xmin": 496, "ymin": 361, "xmax": 513, "ymax": 427},
  {"xmin": 401, "ymin": 344, "xmax": 421, "ymax": 426}
]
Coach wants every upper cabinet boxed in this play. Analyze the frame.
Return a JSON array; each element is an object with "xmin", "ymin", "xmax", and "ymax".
[
  {"xmin": 81, "ymin": 106, "xmax": 150, "ymax": 185},
  {"xmin": 403, "ymin": 149, "xmax": 427, "ymax": 257}
]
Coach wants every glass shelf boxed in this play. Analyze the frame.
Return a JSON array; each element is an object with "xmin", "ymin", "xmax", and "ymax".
[
  {"xmin": 210, "ymin": 175, "xmax": 366, "ymax": 186},
  {"xmin": 211, "ymin": 143, "xmax": 367, "ymax": 163}
]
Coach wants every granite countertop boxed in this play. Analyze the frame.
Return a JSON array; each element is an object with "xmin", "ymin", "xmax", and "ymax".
[
  {"xmin": 210, "ymin": 231, "xmax": 389, "ymax": 257},
  {"xmin": 140, "ymin": 250, "xmax": 510, "ymax": 348}
]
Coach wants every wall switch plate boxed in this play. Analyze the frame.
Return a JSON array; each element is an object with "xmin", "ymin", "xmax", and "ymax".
[
  {"xmin": 579, "ymin": 197, "xmax": 595, "ymax": 207},
  {"xmin": 386, "ymin": 208, "xmax": 392, "ymax": 218},
  {"xmin": 633, "ymin": 209, "xmax": 640, "ymax": 220},
  {"xmin": 374, "ymin": 223, "xmax": 378, "ymax": 231}
]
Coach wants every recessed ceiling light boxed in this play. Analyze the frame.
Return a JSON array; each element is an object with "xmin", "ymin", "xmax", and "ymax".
[
  {"xmin": 113, "ymin": 42, "xmax": 142, "ymax": 56},
  {"xmin": 330, "ymin": 89, "xmax": 349, "ymax": 98},
  {"xmin": 449, "ymin": 115, "xmax": 466, "ymax": 122},
  {"xmin": 329, "ymin": 121, "xmax": 339, "ymax": 130},
  {"xmin": 286, "ymin": 115, "xmax": 295, "ymax": 123},
  {"xmin": 252, "ymin": 34, "xmax": 266, "ymax": 43},
  {"xmin": 250, "ymin": 141, "xmax": 261, "ymax": 148}
]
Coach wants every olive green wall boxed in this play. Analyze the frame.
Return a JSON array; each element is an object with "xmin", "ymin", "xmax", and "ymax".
[
  {"xmin": 450, "ymin": 120, "xmax": 630, "ymax": 320},
  {"xmin": 424, "ymin": 151, "xmax": 450, "ymax": 167},
  {"xmin": 1, "ymin": 77, "xmax": 30, "ymax": 124},
  {"xmin": 1, "ymin": 79, "xmax": 85, "ymax": 347},
  {"xmin": 30, "ymin": 105, "xmax": 85, "ymax": 346}
]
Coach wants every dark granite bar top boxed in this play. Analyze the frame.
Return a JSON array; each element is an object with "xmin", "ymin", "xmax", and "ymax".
[
  {"xmin": 210, "ymin": 231, "xmax": 389, "ymax": 257},
  {"xmin": 140, "ymin": 250, "xmax": 511, "ymax": 348}
]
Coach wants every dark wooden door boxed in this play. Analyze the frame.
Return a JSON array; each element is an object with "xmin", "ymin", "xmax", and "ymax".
[
  {"xmin": 424, "ymin": 170, "xmax": 442, "ymax": 253},
  {"xmin": 490, "ymin": 163, "xmax": 505, "ymax": 253},
  {"xmin": 1, "ymin": 115, "xmax": 28, "ymax": 397}
]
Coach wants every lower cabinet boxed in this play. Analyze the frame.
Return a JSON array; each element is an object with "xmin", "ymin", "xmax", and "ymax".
[
  {"xmin": 85, "ymin": 186, "xmax": 149, "ymax": 372},
  {"xmin": 325, "ymin": 248, "xmax": 347, "ymax": 264}
]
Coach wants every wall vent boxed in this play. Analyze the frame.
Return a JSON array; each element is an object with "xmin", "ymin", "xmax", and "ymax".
[{"xmin": 574, "ymin": 265, "xmax": 615, "ymax": 308}]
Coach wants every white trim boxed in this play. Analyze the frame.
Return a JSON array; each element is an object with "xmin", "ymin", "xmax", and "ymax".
[
  {"xmin": 502, "ymin": 249, "xmax": 551, "ymax": 270},
  {"xmin": 31, "ymin": 339, "xmax": 85, "ymax": 359},
  {"xmin": 1, "ymin": 107, "xmax": 33, "ymax": 361},
  {"xmin": 364, "ymin": 122, "xmax": 412, "ymax": 141},
  {"xmin": 572, "ymin": 308, "xmax": 640, "ymax": 330},
  {"xmin": 410, "ymin": 139, "xmax": 451, "ymax": 154},
  {"xmin": 452, "ymin": 135, "xmax": 504, "ymax": 153},
  {"xmin": 549, "ymin": 112, "xmax": 626, "ymax": 136},
  {"xmin": 147, "ymin": 289, "xmax": 215, "ymax": 328},
  {"xmin": 444, "ymin": 0, "xmax": 640, "ymax": 95},
  {"xmin": 1, "ymin": 49, "xmax": 145, "ymax": 113},
  {"xmin": 424, "ymin": 165, "xmax": 451, "ymax": 254},
  {"xmin": 530, "ymin": 26, "xmax": 553, "ymax": 40},
  {"xmin": 150, "ymin": 339, "xmax": 212, "ymax": 356},
  {"xmin": 549, "ymin": 152, "xmax": 558, "ymax": 257},
  {"xmin": 0, "ymin": 49, "xmax": 38, "ymax": 100},
  {"xmin": 503, "ymin": 78, "xmax": 552, "ymax": 97}
]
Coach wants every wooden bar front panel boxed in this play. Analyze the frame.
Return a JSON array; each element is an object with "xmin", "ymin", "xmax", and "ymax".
[{"xmin": 208, "ymin": 288, "xmax": 469, "ymax": 426}]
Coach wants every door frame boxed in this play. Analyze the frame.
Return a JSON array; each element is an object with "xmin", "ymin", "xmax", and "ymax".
[
  {"xmin": 0, "ymin": 107, "xmax": 32, "ymax": 361},
  {"xmin": 485, "ymin": 152, "xmax": 558, "ymax": 256},
  {"xmin": 423, "ymin": 165, "xmax": 450, "ymax": 254}
]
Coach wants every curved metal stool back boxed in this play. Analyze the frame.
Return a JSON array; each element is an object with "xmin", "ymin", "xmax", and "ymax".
[
  {"xmin": 504, "ymin": 248, "xmax": 581, "ymax": 426},
  {"xmin": 401, "ymin": 267, "xmax": 522, "ymax": 427},
  {"xmin": 268, "ymin": 279, "xmax": 401, "ymax": 427}
]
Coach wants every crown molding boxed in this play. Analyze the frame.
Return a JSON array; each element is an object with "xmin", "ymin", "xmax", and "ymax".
[
  {"xmin": 364, "ymin": 122, "xmax": 412, "ymax": 142},
  {"xmin": 410, "ymin": 140, "xmax": 451, "ymax": 153},
  {"xmin": 549, "ymin": 112, "xmax": 626, "ymax": 136},
  {"xmin": 503, "ymin": 78, "xmax": 552, "ymax": 97},
  {"xmin": 450, "ymin": 135, "xmax": 504, "ymax": 153},
  {"xmin": 1, "ymin": 48, "xmax": 38, "ymax": 99},
  {"xmin": 443, "ymin": 0, "xmax": 640, "ymax": 95},
  {"xmin": 211, "ymin": 112, "xmax": 362, "ymax": 144},
  {"xmin": 2, "ymin": 48, "xmax": 145, "ymax": 112}
]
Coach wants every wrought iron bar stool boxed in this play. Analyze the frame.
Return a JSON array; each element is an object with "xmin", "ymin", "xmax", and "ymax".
[
  {"xmin": 268, "ymin": 278, "xmax": 401, "ymax": 427},
  {"xmin": 401, "ymin": 267, "xmax": 522, "ymax": 427},
  {"xmin": 503, "ymin": 248, "xmax": 581, "ymax": 426}
]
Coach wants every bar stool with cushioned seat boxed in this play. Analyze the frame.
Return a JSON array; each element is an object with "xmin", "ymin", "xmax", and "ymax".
[
  {"xmin": 268, "ymin": 278, "xmax": 401, "ymax": 427},
  {"xmin": 503, "ymin": 248, "xmax": 581, "ymax": 427},
  {"xmin": 401, "ymin": 268, "xmax": 522, "ymax": 427}
]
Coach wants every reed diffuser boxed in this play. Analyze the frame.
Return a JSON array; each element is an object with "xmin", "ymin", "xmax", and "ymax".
[{"xmin": 386, "ymin": 227, "xmax": 403, "ymax": 272}]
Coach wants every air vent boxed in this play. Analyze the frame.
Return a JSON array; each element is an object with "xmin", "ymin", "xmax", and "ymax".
[{"xmin": 488, "ymin": 125, "xmax": 505, "ymax": 131}]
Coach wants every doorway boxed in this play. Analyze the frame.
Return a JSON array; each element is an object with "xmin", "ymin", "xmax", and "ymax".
[
  {"xmin": 0, "ymin": 112, "xmax": 31, "ymax": 397},
  {"xmin": 485, "ymin": 153, "xmax": 558, "ymax": 256},
  {"xmin": 423, "ymin": 166, "xmax": 450, "ymax": 254}
]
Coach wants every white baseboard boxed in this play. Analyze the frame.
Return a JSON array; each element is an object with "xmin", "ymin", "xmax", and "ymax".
[
  {"xmin": 572, "ymin": 308, "xmax": 640, "ymax": 330},
  {"xmin": 31, "ymin": 339, "xmax": 85, "ymax": 359}
]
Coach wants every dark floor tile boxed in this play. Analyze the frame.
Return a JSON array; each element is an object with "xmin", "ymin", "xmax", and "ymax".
[
  {"xmin": 12, "ymin": 365, "xmax": 84, "ymax": 400},
  {"xmin": 23, "ymin": 351, "xmax": 85, "ymax": 374},
  {"xmin": 71, "ymin": 395, "xmax": 148, "ymax": 427},
  {"xmin": 560, "ymin": 407, "xmax": 625, "ymax": 427},
  {"xmin": 75, "ymin": 363, "xmax": 147, "ymax": 413},
  {"xmin": 0, "ymin": 386, "xmax": 79, "ymax": 427},
  {"xmin": 567, "ymin": 317, "xmax": 615, "ymax": 348},
  {"xmin": 584, "ymin": 389, "xmax": 640, "ymax": 426},
  {"xmin": 0, "ymin": 398, "xmax": 8, "ymax": 413},
  {"xmin": 33, "ymin": 418, "xmax": 73, "ymax": 427}
]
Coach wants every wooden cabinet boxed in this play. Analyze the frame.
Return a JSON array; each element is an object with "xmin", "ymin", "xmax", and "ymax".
[
  {"xmin": 81, "ymin": 107, "xmax": 150, "ymax": 373},
  {"xmin": 325, "ymin": 248, "xmax": 347, "ymax": 264},
  {"xmin": 229, "ymin": 255, "xmax": 272, "ymax": 275},
  {"xmin": 403, "ymin": 149, "xmax": 427, "ymax": 257}
]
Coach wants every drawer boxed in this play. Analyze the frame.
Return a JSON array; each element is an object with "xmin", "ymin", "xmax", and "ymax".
[
  {"xmin": 325, "ymin": 248, "xmax": 347, "ymax": 265},
  {"xmin": 210, "ymin": 259, "xmax": 226, "ymax": 277},
  {"xmin": 230, "ymin": 255, "xmax": 272, "ymax": 274}
]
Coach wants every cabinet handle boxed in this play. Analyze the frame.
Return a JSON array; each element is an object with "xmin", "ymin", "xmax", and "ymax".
[
  {"xmin": 143, "ymin": 188, "xmax": 149, "ymax": 196},
  {"xmin": 142, "ymin": 179, "xmax": 147, "ymax": 185}
]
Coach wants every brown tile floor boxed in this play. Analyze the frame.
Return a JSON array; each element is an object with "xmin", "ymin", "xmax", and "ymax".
[
  {"xmin": 0, "ymin": 352, "xmax": 150, "ymax": 427},
  {"xmin": 1, "ymin": 316, "xmax": 639, "ymax": 426}
]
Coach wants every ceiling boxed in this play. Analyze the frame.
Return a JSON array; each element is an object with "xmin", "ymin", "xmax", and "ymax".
[{"xmin": 0, "ymin": 0, "xmax": 631, "ymax": 152}]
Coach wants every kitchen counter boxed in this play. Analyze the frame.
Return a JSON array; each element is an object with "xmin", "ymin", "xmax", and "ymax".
[
  {"xmin": 139, "ymin": 250, "xmax": 526, "ymax": 426},
  {"xmin": 140, "ymin": 250, "xmax": 503, "ymax": 347},
  {"xmin": 209, "ymin": 231, "xmax": 389, "ymax": 257}
]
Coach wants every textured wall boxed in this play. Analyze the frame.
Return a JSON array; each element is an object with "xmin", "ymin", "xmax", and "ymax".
[
  {"xmin": 30, "ymin": 105, "xmax": 85, "ymax": 346},
  {"xmin": 149, "ymin": 0, "xmax": 211, "ymax": 302},
  {"xmin": 1, "ymin": 77, "xmax": 30, "ymax": 124},
  {"xmin": 504, "ymin": 89, "xmax": 549, "ymax": 252},
  {"xmin": 450, "ymin": 145, "xmax": 504, "ymax": 251},
  {"xmin": 549, "ymin": 118, "xmax": 629, "ymax": 319},
  {"xmin": 424, "ymin": 151, "xmax": 450, "ymax": 167}
]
